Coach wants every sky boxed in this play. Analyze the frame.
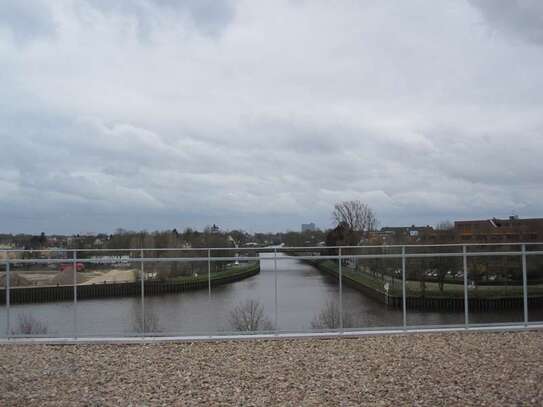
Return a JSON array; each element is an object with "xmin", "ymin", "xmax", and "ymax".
[{"xmin": 1, "ymin": 0, "xmax": 543, "ymax": 234}]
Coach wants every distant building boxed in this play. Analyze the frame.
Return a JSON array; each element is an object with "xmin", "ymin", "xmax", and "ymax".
[
  {"xmin": 301, "ymin": 222, "xmax": 316, "ymax": 232},
  {"xmin": 454, "ymin": 216, "xmax": 543, "ymax": 243},
  {"xmin": 350, "ymin": 217, "xmax": 543, "ymax": 246},
  {"xmin": 367, "ymin": 230, "xmax": 396, "ymax": 244},
  {"xmin": 381, "ymin": 225, "xmax": 433, "ymax": 236},
  {"xmin": 378, "ymin": 225, "xmax": 434, "ymax": 243}
]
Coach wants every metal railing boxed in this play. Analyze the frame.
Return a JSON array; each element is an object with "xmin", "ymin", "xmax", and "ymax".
[{"xmin": 1, "ymin": 243, "xmax": 543, "ymax": 341}]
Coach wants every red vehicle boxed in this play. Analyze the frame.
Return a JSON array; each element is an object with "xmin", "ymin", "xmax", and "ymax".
[{"xmin": 59, "ymin": 263, "xmax": 85, "ymax": 273}]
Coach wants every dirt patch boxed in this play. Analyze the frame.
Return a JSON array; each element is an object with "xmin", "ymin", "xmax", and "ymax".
[{"xmin": 80, "ymin": 269, "xmax": 137, "ymax": 285}]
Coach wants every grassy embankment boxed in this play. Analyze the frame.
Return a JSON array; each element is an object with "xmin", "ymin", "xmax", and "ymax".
[
  {"xmin": 167, "ymin": 262, "xmax": 260, "ymax": 285},
  {"xmin": 311, "ymin": 260, "xmax": 543, "ymax": 299}
]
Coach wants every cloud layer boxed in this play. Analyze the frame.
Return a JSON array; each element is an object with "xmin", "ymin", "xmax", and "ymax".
[{"xmin": 1, "ymin": 0, "xmax": 542, "ymax": 233}]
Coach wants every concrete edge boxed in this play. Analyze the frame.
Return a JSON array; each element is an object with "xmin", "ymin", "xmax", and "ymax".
[{"xmin": 1, "ymin": 323, "xmax": 542, "ymax": 345}]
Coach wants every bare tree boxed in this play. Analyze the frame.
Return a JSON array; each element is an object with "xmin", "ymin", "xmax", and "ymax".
[
  {"xmin": 332, "ymin": 200, "xmax": 377, "ymax": 244},
  {"xmin": 228, "ymin": 299, "xmax": 274, "ymax": 332},
  {"xmin": 310, "ymin": 300, "xmax": 354, "ymax": 330},
  {"xmin": 11, "ymin": 313, "xmax": 48, "ymax": 335},
  {"xmin": 430, "ymin": 255, "xmax": 460, "ymax": 293},
  {"xmin": 429, "ymin": 221, "xmax": 458, "ymax": 292}
]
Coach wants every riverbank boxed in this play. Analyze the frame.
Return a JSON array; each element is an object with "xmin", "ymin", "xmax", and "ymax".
[
  {"xmin": 307, "ymin": 259, "xmax": 543, "ymax": 311},
  {"xmin": 1, "ymin": 330, "xmax": 541, "ymax": 405},
  {"xmin": 0, "ymin": 263, "xmax": 260, "ymax": 304}
]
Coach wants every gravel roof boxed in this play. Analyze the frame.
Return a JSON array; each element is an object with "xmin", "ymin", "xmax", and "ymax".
[{"xmin": 0, "ymin": 331, "xmax": 542, "ymax": 406}]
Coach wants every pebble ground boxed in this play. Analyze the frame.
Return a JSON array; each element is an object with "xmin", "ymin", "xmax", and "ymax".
[{"xmin": 1, "ymin": 331, "xmax": 542, "ymax": 406}]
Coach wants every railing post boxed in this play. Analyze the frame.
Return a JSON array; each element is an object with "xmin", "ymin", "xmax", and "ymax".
[
  {"xmin": 402, "ymin": 246, "xmax": 406, "ymax": 330},
  {"xmin": 522, "ymin": 244, "xmax": 528, "ymax": 327},
  {"xmin": 73, "ymin": 250, "xmax": 78, "ymax": 339},
  {"xmin": 208, "ymin": 249, "xmax": 211, "ymax": 300},
  {"xmin": 141, "ymin": 249, "xmax": 145, "ymax": 337},
  {"xmin": 274, "ymin": 248, "xmax": 278, "ymax": 333},
  {"xmin": 463, "ymin": 245, "xmax": 469, "ymax": 328},
  {"xmin": 5, "ymin": 258, "xmax": 10, "ymax": 339},
  {"xmin": 339, "ymin": 247, "xmax": 343, "ymax": 333}
]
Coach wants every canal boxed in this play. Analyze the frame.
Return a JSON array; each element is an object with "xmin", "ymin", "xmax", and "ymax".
[{"xmin": 0, "ymin": 253, "xmax": 539, "ymax": 336}]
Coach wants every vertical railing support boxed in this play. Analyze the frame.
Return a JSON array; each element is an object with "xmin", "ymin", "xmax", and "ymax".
[
  {"xmin": 402, "ymin": 246, "xmax": 407, "ymax": 330},
  {"xmin": 522, "ymin": 244, "xmax": 528, "ymax": 327},
  {"xmin": 274, "ymin": 248, "xmax": 278, "ymax": 334},
  {"xmin": 141, "ymin": 249, "xmax": 145, "ymax": 337},
  {"xmin": 208, "ymin": 249, "xmax": 211, "ymax": 300},
  {"xmin": 463, "ymin": 245, "xmax": 469, "ymax": 328},
  {"xmin": 339, "ymin": 247, "xmax": 343, "ymax": 333},
  {"xmin": 208, "ymin": 249, "xmax": 212, "ymax": 338},
  {"xmin": 5, "ymin": 258, "xmax": 10, "ymax": 339},
  {"xmin": 73, "ymin": 250, "xmax": 78, "ymax": 339}
]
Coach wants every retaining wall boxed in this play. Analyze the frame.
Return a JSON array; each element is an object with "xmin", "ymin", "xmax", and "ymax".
[
  {"xmin": 306, "ymin": 259, "xmax": 543, "ymax": 311},
  {"xmin": 0, "ymin": 264, "xmax": 260, "ymax": 304}
]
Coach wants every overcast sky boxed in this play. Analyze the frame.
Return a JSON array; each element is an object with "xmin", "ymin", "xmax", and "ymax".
[{"xmin": 1, "ymin": 0, "xmax": 542, "ymax": 234}]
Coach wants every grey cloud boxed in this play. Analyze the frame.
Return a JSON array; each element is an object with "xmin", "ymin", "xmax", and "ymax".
[
  {"xmin": 0, "ymin": 0, "xmax": 55, "ymax": 42},
  {"xmin": 470, "ymin": 0, "xmax": 543, "ymax": 45},
  {"xmin": 418, "ymin": 127, "xmax": 543, "ymax": 188},
  {"xmin": 3, "ymin": 109, "xmax": 541, "ymax": 233},
  {"xmin": 83, "ymin": 0, "xmax": 235, "ymax": 36},
  {"xmin": 1, "ymin": 1, "xmax": 542, "ymax": 233}
]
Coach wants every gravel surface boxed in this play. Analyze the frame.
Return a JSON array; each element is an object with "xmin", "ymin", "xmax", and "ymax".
[{"xmin": 1, "ymin": 331, "xmax": 542, "ymax": 406}]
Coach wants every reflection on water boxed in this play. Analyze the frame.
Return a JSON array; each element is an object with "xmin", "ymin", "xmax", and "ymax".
[{"xmin": 0, "ymin": 253, "xmax": 542, "ymax": 336}]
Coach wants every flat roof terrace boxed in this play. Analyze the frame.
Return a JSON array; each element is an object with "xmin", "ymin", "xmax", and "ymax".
[{"xmin": 1, "ymin": 331, "xmax": 542, "ymax": 406}]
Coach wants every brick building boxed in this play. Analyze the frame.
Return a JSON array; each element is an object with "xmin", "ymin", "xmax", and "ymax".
[{"xmin": 454, "ymin": 216, "xmax": 543, "ymax": 243}]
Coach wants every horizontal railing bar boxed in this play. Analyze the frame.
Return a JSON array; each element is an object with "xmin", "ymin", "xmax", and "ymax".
[
  {"xmin": 4, "ymin": 250, "xmax": 543, "ymax": 264},
  {"xmin": 3, "ymin": 242, "xmax": 543, "ymax": 253},
  {"xmin": 2, "ymin": 323, "xmax": 543, "ymax": 344},
  {"xmin": 4, "ymin": 247, "xmax": 265, "ymax": 253}
]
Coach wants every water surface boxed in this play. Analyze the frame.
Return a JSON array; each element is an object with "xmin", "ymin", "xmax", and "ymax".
[{"xmin": 0, "ymin": 254, "xmax": 540, "ymax": 337}]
